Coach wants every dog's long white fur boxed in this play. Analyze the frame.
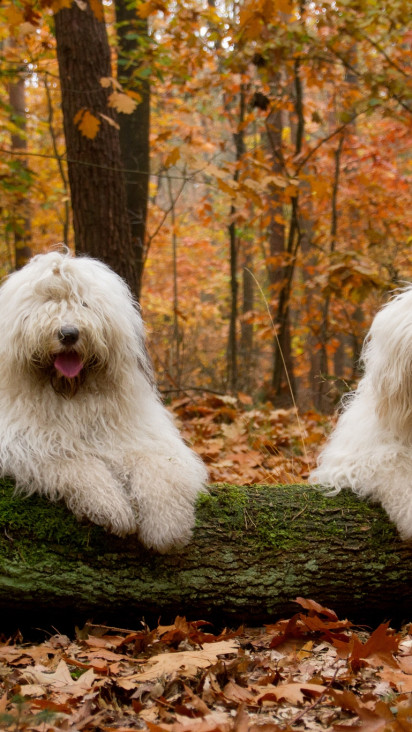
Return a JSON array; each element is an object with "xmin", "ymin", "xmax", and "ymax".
[
  {"xmin": 311, "ymin": 286, "xmax": 412, "ymax": 539},
  {"xmin": 0, "ymin": 251, "xmax": 207, "ymax": 552}
]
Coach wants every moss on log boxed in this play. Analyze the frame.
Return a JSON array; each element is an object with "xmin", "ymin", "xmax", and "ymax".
[{"xmin": 0, "ymin": 480, "xmax": 410, "ymax": 629}]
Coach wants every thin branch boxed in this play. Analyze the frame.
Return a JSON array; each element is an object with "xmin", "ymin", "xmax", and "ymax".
[
  {"xmin": 295, "ymin": 107, "xmax": 371, "ymax": 174},
  {"xmin": 360, "ymin": 32, "xmax": 409, "ymax": 77},
  {"xmin": 146, "ymin": 173, "xmax": 187, "ymax": 245}
]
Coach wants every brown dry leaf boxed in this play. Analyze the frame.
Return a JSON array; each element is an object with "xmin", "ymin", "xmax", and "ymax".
[
  {"xmin": 85, "ymin": 634, "xmax": 128, "ymax": 649},
  {"xmin": 349, "ymin": 622, "xmax": 400, "ymax": 670},
  {"xmin": 18, "ymin": 683, "xmax": 46, "ymax": 697},
  {"xmin": 329, "ymin": 689, "xmax": 394, "ymax": 731},
  {"xmin": 129, "ymin": 639, "xmax": 238, "ymax": 681},
  {"xmin": 222, "ymin": 680, "xmax": 256, "ymax": 704},
  {"xmin": 257, "ymin": 682, "xmax": 326, "ymax": 705},
  {"xmin": 295, "ymin": 597, "xmax": 339, "ymax": 620},
  {"xmin": 379, "ymin": 666, "xmax": 412, "ymax": 692},
  {"xmin": 99, "ymin": 112, "xmax": 120, "ymax": 130},
  {"xmin": 398, "ymin": 655, "xmax": 412, "ymax": 674},
  {"xmin": 108, "ymin": 90, "xmax": 137, "ymax": 114},
  {"xmin": 150, "ymin": 711, "xmax": 233, "ymax": 731},
  {"xmin": 0, "ymin": 643, "xmax": 59, "ymax": 666},
  {"xmin": 103, "ymin": 728, "xmax": 144, "ymax": 732},
  {"xmin": 249, "ymin": 725, "xmax": 285, "ymax": 732},
  {"xmin": 23, "ymin": 659, "xmax": 95, "ymax": 695}
]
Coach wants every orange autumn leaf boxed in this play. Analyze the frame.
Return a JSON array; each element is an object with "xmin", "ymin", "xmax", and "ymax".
[
  {"xmin": 89, "ymin": 0, "xmax": 104, "ymax": 21},
  {"xmin": 73, "ymin": 108, "xmax": 101, "ymax": 139}
]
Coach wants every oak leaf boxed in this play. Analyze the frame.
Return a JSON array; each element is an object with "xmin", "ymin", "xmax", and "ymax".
[
  {"xmin": 23, "ymin": 659, "xmax": 95, "ymax": 695},
  {"xmin": 127, "ymin": 639, "xmax": 238, "ymax": 681},
  {"xmin": 73, "ymin": 108, "xmax": 101, "ymax": 139},
  {"xmin": 108, "ymin": 91, "xmax": 137, "ymax": 114},
  {"xmin": 89, "ymin": 0, "xmax": 104, "ymax": 21},
  {"xmin": 258, "ymin": 682, "xmax": 326, "ymax": 706},
  {"xmin": 164, "ymin": 147, "xmax": 181, "ymax": 168}
]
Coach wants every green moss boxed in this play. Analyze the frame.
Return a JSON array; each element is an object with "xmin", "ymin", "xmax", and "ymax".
[
  {"xmin": 196, "ymin": 483, "xmax": 249, "ymax": 529},
  {"xmin": 196, "ymin": 483, "xmax": 399, "ymax": 552},
  {"xmin": 0, "ymin": 479, "xmax": 106, "ymax": 557},
  {"xmin": 0, "ymin": 478, "xmax": 401, "ymax": 565}
]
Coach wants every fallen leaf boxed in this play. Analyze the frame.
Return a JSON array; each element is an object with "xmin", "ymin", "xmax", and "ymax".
[
  {"xmin": 130, "ymin": 640, "xmax": 238, "ymax": 681},
  {"xmin": 258, "ymin": 682, "xmax": 326, "ymax": 705},
  {"xmin": 23, "ymin": 659, "xmax": 95, "ymax": 695}
]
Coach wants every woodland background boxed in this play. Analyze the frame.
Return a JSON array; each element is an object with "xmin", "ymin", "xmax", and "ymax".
[
  {"xmin": 1, "ymin": 0, "xmax": 411, "ymax": 483},
  {"xmin": 2, "ymin": 6, "xmax": 412, "ymax": 729}
]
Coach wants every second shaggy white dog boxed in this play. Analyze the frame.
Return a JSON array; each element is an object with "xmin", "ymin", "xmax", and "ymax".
[
  {"xmin": 311, "ymin": 286, "xmax": 412, "ymax": 540},
  {"xmin": 0, "ymin": 251, "xmax": 207, "ymax": 552}
]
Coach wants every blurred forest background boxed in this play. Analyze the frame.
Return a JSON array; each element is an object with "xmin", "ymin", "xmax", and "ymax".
[{"xmin": 1, "ymin": 0, "xmax": 411, "ymax": 483}]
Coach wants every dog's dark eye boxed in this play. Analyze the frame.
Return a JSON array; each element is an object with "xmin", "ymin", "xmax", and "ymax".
[{"xmin": 81, "ymin": 301, "xmax": 88, "ymax": 308}]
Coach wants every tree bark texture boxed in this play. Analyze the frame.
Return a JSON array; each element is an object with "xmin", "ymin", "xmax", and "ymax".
[
  {"xmin": 54, "ymin": 1, "xmax": 141, "ymax": 298},
  {"xmin": 115, "ymin": 0, "xmax": 150, "ymax": 301},
  {"xmin": 0, "ymin": 481, "xmax": 410, "ymax": 631},
  {"xmin": 8, "ymin": 68, "xmax": 32, "ymax": 269},
  {"xmin": 265, "ymin": 100, "xmax": 295, "ymax": 406}
]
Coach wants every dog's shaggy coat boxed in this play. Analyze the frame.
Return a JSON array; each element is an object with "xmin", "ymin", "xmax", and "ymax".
[
  {"xmin": 311, "ymin": 287, "xmax": 412, "ymax": 539},
  {"xmin": 0, "ymin": 251, "xmax": 207, "ymax": 552}
]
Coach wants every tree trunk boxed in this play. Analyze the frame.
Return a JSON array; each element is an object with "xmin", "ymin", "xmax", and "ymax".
[
  {"xmin": 227, "ymin": 86, "xmax": 246, "ymax": 393},
  {"xmin": 115, "ymin": 0, "xmax": 150, "ymax": 300},
  {"xmin": 0, "ymin": 480, "xmax": 410, "ymax": 631},
  {"xmin": 54, "ymin": 0, "xmax": 140, "ymax": 297},
  {"xmin": 265, "ymin": 88, "xmax": 296, "ymax": 406},
  {"xmin": 239, "ymin": 247, "xmax": 254, "ymax": 390},
  {"xmin": 8, "ymin": 65, "xmax": 32, "ymax": 269}
]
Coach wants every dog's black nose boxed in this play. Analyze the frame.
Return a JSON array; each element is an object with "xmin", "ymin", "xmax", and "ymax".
[{"xmin": 58, "ymin": 325, "xmax": 80, "ymax": 346}]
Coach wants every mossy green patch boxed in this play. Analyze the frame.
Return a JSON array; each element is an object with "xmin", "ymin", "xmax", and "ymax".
[
  {"xmin": 0, "ymin": 479, "xmax": 106, "ymax": 559},
  {"xmin": 196, "ymin": 483, "xmax": 399, "ymax": 552}
]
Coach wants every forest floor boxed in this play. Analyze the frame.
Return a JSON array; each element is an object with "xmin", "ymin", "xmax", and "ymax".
[
  {"xmin": 1, "ymin": 599, "xmax": 412, "ymax": 731},
  {"xmin": 169, "ymin": 392, "xmax": 328, "ymax": 485},
  {"xmin": 2, "ymin": 395, "xmax": 411, "ymax": 731}
]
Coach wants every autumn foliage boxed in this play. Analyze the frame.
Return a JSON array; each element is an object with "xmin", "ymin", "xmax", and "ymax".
[{"xmin": 1, "ymin": 0, "xmax": 411, "ymax": 415}]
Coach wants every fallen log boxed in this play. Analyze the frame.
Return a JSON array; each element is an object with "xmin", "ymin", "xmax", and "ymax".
[{"xmin": 0, "ymin": 480, "xmax": 410, "ymax": 631}]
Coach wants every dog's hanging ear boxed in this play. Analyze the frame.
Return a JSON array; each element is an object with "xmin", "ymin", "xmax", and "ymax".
[
  {"xmin": 129, "ymin": 305, "xmax": 156, "ymax": 389},
  {"xmin": 136, "ymin": 340, "xmax": 156, "ymax": 388},
  {"xmin": 364, "ymin": 299, "xmax": 412, "ymax": 434}
]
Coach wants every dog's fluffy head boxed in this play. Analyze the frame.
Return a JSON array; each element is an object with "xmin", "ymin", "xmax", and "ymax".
[{"xmin": 0, "ymin": 251, "xmax": 151, "ymax": 398}]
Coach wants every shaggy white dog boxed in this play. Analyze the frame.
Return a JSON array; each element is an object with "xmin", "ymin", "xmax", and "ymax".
[
  {"xmin": 311, "ymin": 287, "xmax": 412, "ymax": 540},
  {"xmin": 0, "ymin": 250, "xmax": 207, "ymax": 552}
]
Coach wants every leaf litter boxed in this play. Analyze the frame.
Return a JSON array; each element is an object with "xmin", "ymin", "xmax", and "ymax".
[
  {"xmin": 170, "ymin": 394, "xmax": 327, "ymax": 484},
  {"xmin": 1, "ymin": 599, "xmax": 412, "ymax": 730}
]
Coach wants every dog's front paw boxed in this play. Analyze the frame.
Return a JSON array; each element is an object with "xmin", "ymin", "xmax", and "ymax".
[
  {"xmin": 66, "ymin": 484, "xmax": 138, "ymax": 537},
  {"xmin": 137, "ymin": 510, "xmax": 194, "ymax": 553}
]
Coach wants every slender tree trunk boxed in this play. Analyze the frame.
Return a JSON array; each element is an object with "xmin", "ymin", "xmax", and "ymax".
[
  {"xmin": 166, "ymin": 172, "xmax": 181, "ymax": 389},
  {"xmin": 316, "ymin": 133, "xmax": 344, "ymax": 411},
  {"xmin": 54, "ymin": 0, "xmax": 139, "ymax": 296},
  {"xmin": 227, "ymin": 86, "xmax": 246, "ymax": 393},
  {"xmin": 8, "ymin": 66, "xmax": 32, "ymax": 269},
  {"xmin": 266, "ymin": 63, "xmax": 303, "ymax": 405},
  {"xmin": 115, "ymin": 0, "xmax": 150, "ymax": 300},
  {"xmin": 44, "ymin": 76, "xmax": 70, "ymax": 247},
  {"xmin": 240, "ymin": 245, "xmax": 254, "ymax": 390}
]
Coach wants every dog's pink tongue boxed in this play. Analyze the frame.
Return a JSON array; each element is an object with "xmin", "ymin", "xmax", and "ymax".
[{"xmin": 54, "ymin": 352, "xmax": 83, "ymax": 378}]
